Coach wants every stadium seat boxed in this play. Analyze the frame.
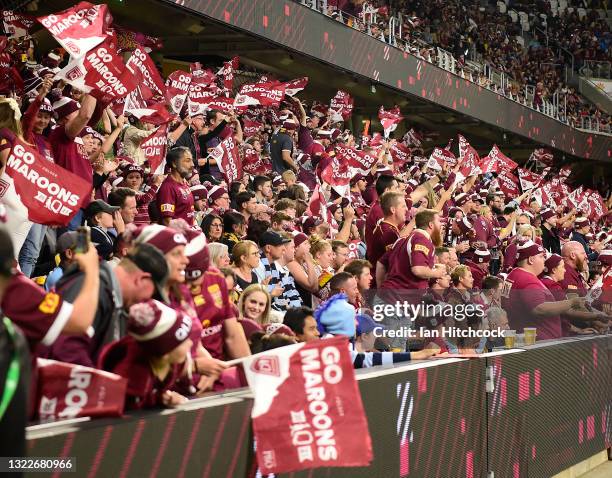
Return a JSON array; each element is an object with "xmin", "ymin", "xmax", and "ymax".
[
  {"xmin": 508, "ymin": 11, "xmax": 518, "ymax": 22},
  {"xmin": 498, "ymin": 2, "xmax": 507, "ymax": 14},
  {"xmin": 577, "ymin": 8, "xmax": 587, "ymax": 19}
]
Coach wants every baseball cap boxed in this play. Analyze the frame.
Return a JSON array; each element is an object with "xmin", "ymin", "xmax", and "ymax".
[
  {"xmin": 259, "ymin": 230, "xmax": 292, "ymax": 248},
  {"xmin": 56, "ymin": 231, "xmax": 78, "ymax": 254},
  {"xmin": 356, "ymin": 314, "xmax": 384, "ymax": 336},
  {"xmin": 125, "ymin": 243, "xmax": 170, "ymax": 303},
  {"xmin": 84, "ymin": 199, "xmax": 119, "ymax": 218}
]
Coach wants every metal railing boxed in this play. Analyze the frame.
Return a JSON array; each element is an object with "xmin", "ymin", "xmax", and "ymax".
[
  {"xmin": 576, "ymin": 116, "xmax": 612, "ymax": 134},
  {"xmin": 293, "ymin": 0, "xmax": 607, "ymax": 136},
  {"xmin": 580, "ymin": 61, "xmax": 612, "ymax": 79}
]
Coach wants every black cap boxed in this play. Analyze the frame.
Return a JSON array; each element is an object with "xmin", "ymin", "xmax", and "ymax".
[
  {"xmin": 56, "ymin": 231, "xmax": 78, "ymax": 253},
  {"xmin": 259, "ymin": 230, "xmax": 292, "ymax": 248},
  {"xmin": 125, "ymin": 243, "xmax": 170, "ymax": 303},
  {"xmin": 84, "ymin": 199, "xmax": 119, "ymax": 218}
]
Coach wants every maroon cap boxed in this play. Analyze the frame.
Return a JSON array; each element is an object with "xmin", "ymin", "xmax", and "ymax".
[
  {"xmin": 208, "ymin": 185, "xmax": 228, "ymax": 204},
  {"xmin": 52, "ymin": 96, "xmax": 79, "ymax": 120},
  {"xmin": 265, "ymin": 323, "xmax": 296, "ymax": 336},
  {"xmin": 293, "ymin": 232, "xmax": 309, "ymax": 248},
  {"xmin": 516, "ymin": 240, "xmax": 545, "ymax": 262},
  {"xmin": 456, "ymin": 216, "xmax": 473, "ymax": 235},
  {"xmin": 135, "ymin": 224, "xmax": 188, "ymax": 254},
  {"xmin": 599, "ymin": 249, "xmax": 612, "ymax": 266},
  {"xmin": 123, "ymin": 163, "xmax": 144, "ymax": 176},
  {"xmin": 240, "ymin": 318, "xmax": 263, "ymax": 340},
  {"xmin": 190, "ymin": 185, "xmax": 208, "ymax": 202},
  {"xmin": 474, "ymin": 247, "xmax": 491, "ymax": 264},
  {"xmin": 185, "ymin": 233, "xmax": 210, "ymax": 280},
  {"xmin": 454, "ymin": 193, "xmax": 469, "ymax": 207},
  {"xmin": 574, "ymin": 217, "xmax": 589, "ymax": 229},
  {"xmin": 350, "ymin": 173, "xmax": 366, "ymax": 186},
  {"xmin": 128, "ymin": 300, "xmax": 192, "ymax": 356},
  {"xmin": 544, "ymin": 253, "xmax": 563, "ymax": 273},
  {"xmin": 301, "ymin": 215, "xmax": 322, "ymax": 232}
]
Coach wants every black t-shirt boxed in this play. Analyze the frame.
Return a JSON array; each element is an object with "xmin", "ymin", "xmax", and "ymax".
[{"xmin": 270, "ymin": 131, "xmax": 294, "ymax": 174}]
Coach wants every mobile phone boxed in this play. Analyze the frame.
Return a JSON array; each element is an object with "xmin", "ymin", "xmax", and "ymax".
[{"xmin": 75, "ymin": 226, "xmax": 90, "ymax": 254}]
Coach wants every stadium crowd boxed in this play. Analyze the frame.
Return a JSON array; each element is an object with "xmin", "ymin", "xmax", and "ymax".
[
  {"xmin": 0, "ymin": 2, "xmax": 610, "ymax": 433},
  {"xmin": 324, "ymin": 0, "xmax": 612, "ymax": 129}
]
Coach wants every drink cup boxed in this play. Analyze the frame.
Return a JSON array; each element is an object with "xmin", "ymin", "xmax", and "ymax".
[
  {"xmin": 504, "ymin": 330, "xmax": 516, "ymax": 349},
  {"xmin": 524, "ymin": 327, "xmax": 537, "ymax": 345}
]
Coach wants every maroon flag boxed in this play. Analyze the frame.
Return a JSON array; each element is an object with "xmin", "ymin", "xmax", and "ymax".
[
  {"xmin": 389, "ymin": 142, "xmax": 411, "ymax": 171},
  {"xmin": 284, "ymin": 77, "xmax": 309, "ymax": 97},
  {"xmin": 165, "ymin": 70, "xmax": 192, "ymax": 114},
  {"xmin": 38, "ymin": 2, "xmax": 112, "ymax": 58},
  {"xmin": 529, "ymin": 148, "xmax": 554, "ymax": 167},
  {"xmin": 234, "ymin": 82, "xmax": 286, "ymax": 109},
  {"xmin": 427, "ymin": 147, "xmax": 456, "ymax": 171},
  {"xmin": 56, "ymin": 38, "xmax": 138, "ymax": 103},
  {"xmin": 210, "ymin": 136, "xmax": 242, "ymax": 183},
  {"xmin": 378, "ymin": 105, "xmax": 403, "ymax": 138},
  {"xmin": 4, "ymin": 137, "xmax": 92, "ymax": 226},
  {"xmin": 37, "ymin": 359, "xmax": 126, "ymax": 420},
  {"xmin": 496, "ymin": 170, "xmax": 520, "ymax": 198},
  {"xmin": 141, "ymin": 124, "xmax": 168, "ymax": 174},
  {"xmin": 403, "ymin": 128, "xmax": 423, "ymax": 148},
  {"xmin": 518, "ymin": 168, "xmax": 544, "ymax": 192},
  {"xmin": 217, "ymin": 56, "xmax": 239, "ymax": 91},
  {"xmin": 242, "ymin": 147, "xmax": 271, "ymax": 175},
  {"xmin": 2, "ymin": 11, "xmax": 35, "ymax": 39},
  {"xmin": 457, "ymin": 135, "xmax": 481, "ymax": 177},
  {"xmin": 567, "ymin": 185, "xmax": 584, "ymax": 208},
  {"xmin": 187, "ymin": 79, "xmax": 219, "ymax": 116},
  {"xmin": 126, "ymin": 46, "xmax": 166, "ymax": 100},
  {"xmin": 242, "ymin": 336, "xmax": 372, "ymax": 474},
  {"xmin": 329, "ymin": 90, "xmax": 354, "ymax": 121},
  {"xmin": 334, "ymin": 145, "xmax": 378, "ymax": 175},
  {"xmin": 307, "ymin": 185, "xmax": 329, "ymax": 223},
  {"xmin": 480, "ymin": 145, "xmax": 518, "ymax": 173},
  {"xmin": 243, "ymin": 119, "xmax": 263, "ymax": 137},
  {"xmin": 321, "ymin": 156, "xmax": 352, "ymax": 195}
]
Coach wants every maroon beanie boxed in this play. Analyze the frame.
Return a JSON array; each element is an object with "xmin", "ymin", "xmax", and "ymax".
[
  {"xmin": 135, "ymin": 224, "xmax": 188, "ymax": 254},
  {"xmin": 540, "ymin": 208, "xmax": 555, "ymax": 222},
  {"xmin": 128, "ymin": 300, "xmax": 192, "ymax": 356},
  {"xmin": 185, "ymin": 233, "xmax": 210, "ymax": 280},
  {"xmin": 293, "ymin": 232, "xmax": 309, "ymax": 248},
  {"xmin": 544, "ymin": 254, "xmax": 563, "ymax": 274},
  {"xmin": 52, "ymin": 96, "xmax": 79, "ymax": 120},
  {"xmin": 516, "ymin": 240, "xmax": 545, "ymax": 262},
  {"xmin": 474, "ymin": 247, "xmax": 491, "ymax": 264}
]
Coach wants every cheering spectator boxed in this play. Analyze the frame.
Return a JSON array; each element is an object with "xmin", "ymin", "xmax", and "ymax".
[
  {"xmin": 156, "ymin": 147, "xmax": 196, "ymax": 226},
  {"xmin": 238, "ymin": 283, "xmax": 273, "ymax": 325}
]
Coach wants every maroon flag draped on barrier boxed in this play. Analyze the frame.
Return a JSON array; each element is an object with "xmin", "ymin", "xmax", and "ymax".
[
  {"xmin": 284, "ymin": 77, "xmax": 309, "ymax": 97},
  {"xmin": 56, "ymin": 38, "xmax": 138, "ymax": 102},
  {"xmin": 4, "ymin": 138, "xmax": 92, "ymax": 226},
  {"xmin": 242, "ymin": 336, "xmax": 372, "ymax": 474},
  {"xmin": 234, "ymin": 82, "xmax": 286, "ymax": 109},
  {"xmin": 165, "ymin": 70, "xmax": 192, "ymax": 114},
  {"xmin": 480, "ymin": 145, "xmax": 518, "ymax": 173},
  {"xmin": 518, "ymin": 168, "xmax": 544, "ymax": 192},
  {"xmin": 217, "ymin": 56, "xmax": 239, "ymax": 91},
  {"xmin": 141, "ymin": 124, "xmax": 168, "ymax": 174},
  {"xmin": 378, "ymin": 105, "xmax": 403, "ymax": 138},
  {"xmin": 125, "ymin": 46, "xmax": 166, "ymax": 99},
  {"xmin": 37, "ymin": 2, "xmax": 112, "ymax": 58},
  {"xmin": 211, "ymin": 136, "xmax": 242, "ymax": 183},
  {"xmin": 329, "ymin": 90, "xmax": 353, "ymax": 121},
  {"xmin": 242, "ymin": 147, "xmax": 271, "ymax": 175}
]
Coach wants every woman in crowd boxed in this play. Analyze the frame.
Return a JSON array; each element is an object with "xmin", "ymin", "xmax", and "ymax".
[
  {"xmin": 309, "ymin": 235, "xmax": 335, "ymax": 306},
  {"xmin": 208, "ymin": 242, "xmax": 231, "ymax": 269},
  {"xmin": 238, "ymin": 283, "xmax": 273, "ymax": 326},
  {"xmin": 201, "ymin": 213, "xmax": 224, "ymax": 243},
  {"xmin": 232, "ymin": 240, "xmax": 261, "ymax": 294}
]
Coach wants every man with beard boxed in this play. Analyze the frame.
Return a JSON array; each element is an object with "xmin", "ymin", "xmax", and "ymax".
[
  {"xmin": 559, "ymin": 241, "xmax": 609, "ymax": 332},
  {"xmin": 381, "ymin": 209, "xmax": 446, "ymax": 290},
  {"xmin": 157, "ymin": 147, "xmax": 196, "ymax": 226}
]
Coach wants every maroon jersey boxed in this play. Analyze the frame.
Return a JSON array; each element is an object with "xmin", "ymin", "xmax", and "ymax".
[
  {"xmin": 560, "ymin": 263, "xmax": 588, "ymax": 295},
  {"xmin": 350, "ymin": 190, "xmax": 368, "ymax": 217},
  {"xmin": 156, "ymin": 175, "xmax": 195, "ymax": 225},
  {"xmin": 465, "ymin": 260, "xmax": 487, "ymax": 290},
  {"xmin": 541, "ymin": 275, "xmax": 571, "ymax": 336},
  {"xmin": 501, "ymin": 268, "xmax": 562, "ymax": 339},
  {"xmin": 191, "ymin": 269, "xmax": 236, "ymax": 360},
  {"xmin": 367, "ymin": 220, "xmax": 400, "ymax": 268},
  {"xmin": 49, "ymin": 126, "xmax": 92, "ymax": 186},
  {"xmin": 1, "ymin": 273, "xmax": 73, "ymax": 352},
  {"xmin": 473, "ymin": 215, "xmax": 497, "ymax": 248},
  {"xmin": 382, "ymin": 229, "xmax": 435, "ymax": 290},
  {"xmin": 98, "ymin": 336, "xmax": 185, "ymax": 410},
  {"xmin": 365, "ymin": 201, "xmax": 384, "ymax": 247}
]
